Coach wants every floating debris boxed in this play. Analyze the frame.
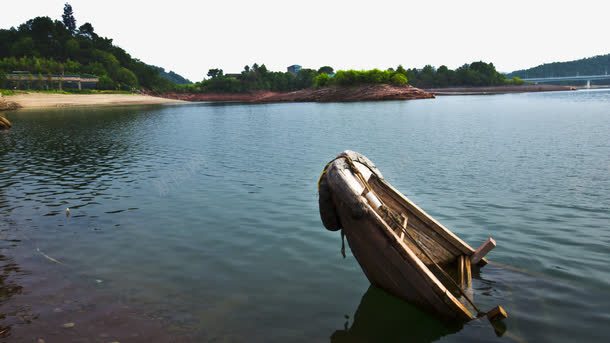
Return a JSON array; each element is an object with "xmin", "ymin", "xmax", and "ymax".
[
  {"xmin": 62, "ymin": 322, "xmax": 75, "ymax": 328},
  {"xmin": 37, "ymin": 248, "xmax": 63, "ymax": 264}
]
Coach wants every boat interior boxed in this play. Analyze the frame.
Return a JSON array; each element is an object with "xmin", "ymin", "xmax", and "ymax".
[{"xmin": 350, "ymin": 159, "xmax": 478, "ymax": 307}]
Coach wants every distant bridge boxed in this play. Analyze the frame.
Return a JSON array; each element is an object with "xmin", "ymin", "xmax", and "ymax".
[
  {"xmin": 6, "ymin": 73, "xmax": 99, "ymax": 90},
  {"xmin": 522, "ymin": 74, "xmax": 610, "ymax": 88}
]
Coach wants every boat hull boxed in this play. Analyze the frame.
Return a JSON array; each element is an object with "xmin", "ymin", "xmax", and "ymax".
[{"xmin": 321, "ymin": 151, "xmax": 477, "ymax": 322}]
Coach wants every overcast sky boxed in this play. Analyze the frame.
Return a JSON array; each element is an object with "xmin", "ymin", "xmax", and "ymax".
[{"xmin": 2, "ymin": 0, "xmax": 608, "ymax": 81}]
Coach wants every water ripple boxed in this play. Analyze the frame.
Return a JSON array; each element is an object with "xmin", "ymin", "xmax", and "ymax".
[{"xmin": 1, "ymin": 92, "xmax": 610, "ymax": 341}]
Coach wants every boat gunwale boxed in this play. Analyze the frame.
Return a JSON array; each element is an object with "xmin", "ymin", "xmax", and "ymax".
[{"xmin": 374, "ymin": 178, "xmax": 488, "ymax": 266}]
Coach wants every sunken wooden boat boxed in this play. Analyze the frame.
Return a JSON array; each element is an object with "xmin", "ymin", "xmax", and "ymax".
[{"xmin": 318, "ymin": 151, "xmax": 504, "ymax": 322}]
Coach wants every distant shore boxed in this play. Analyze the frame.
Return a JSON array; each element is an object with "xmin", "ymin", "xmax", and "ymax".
[
  {"xmin": 425, "ymin": 84, "xmax": 575, "ymax": 95},
  {"xmin": 161, "ymin": 84, "xmax": 435, "ymax": 103},
  {"xmin": 1, "ymin": 84, "xmax": 581, "ymax": 111},
  {"xmin": 3, "ymin": 92, "xmax": 185, "ymax": 110}
]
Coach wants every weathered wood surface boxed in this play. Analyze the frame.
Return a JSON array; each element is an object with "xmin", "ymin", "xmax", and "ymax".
[
  {"xmin": 465, "ymin": 256, "xmax": 472, "ymax": 288},
  {"xmin": 367, "ymin": 177, "xmax": 462, "ymax": 264},
  {"xmin": 376, "ymin": 178, "xmax": 488, "ymax": 265},
  {"xmin": 458, "ymin": 255, "xmax": 465, "ymax": 289},
  {"xmin": 471, "ymin": 237, "xmax": 496, "ymax": 265},
  {"xmin": 324, "ymin": 155, "xmax": 475, "ymax": 321},
  {"xmin": 487, "ymin": 305, "xmax": 508, "ymax": 322}
]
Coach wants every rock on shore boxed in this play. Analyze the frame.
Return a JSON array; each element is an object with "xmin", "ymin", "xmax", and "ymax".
[
  {"xmin": 0, "ymin": 96, "xmax": 20, "ymax": 111},
  {"xmin": 162, "ymin": 84, "xmax": 435, "ymax": 103},
  {"xmin": 0, "ymin": 95, "xmax": 18, "ymax": 129},
  {"xmin": 259, "ymin": 84, "xmax": 434, "ymax": 103}
]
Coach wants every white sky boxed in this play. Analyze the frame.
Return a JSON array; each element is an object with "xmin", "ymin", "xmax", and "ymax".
[{"xmin": 2, "ymin": 0, "xmax": 608, "ymax": 81}]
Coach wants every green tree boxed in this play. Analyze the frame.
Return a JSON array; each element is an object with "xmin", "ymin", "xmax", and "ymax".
[
  {"xmin": 114, "ymin": 67, "xmax": 138, "ymax": 89},
  {"xmin": 10, "ymin": 37, "xmax": 35, "ymax": 56},
  {"xmin": 318, "ymin": 66, "xmax": 334, "ymax": 74},
  {"xmin": 395, "ymin": 65, "xmax": 407, "ymax": 76},
  {"xmin": 295, "ymin": 68, "xmax": 317, "ymax": 89},
  {"xmin": 510, "ymin": 76, "xmax": 524, "ymax": 85},
  {"xmin": 435, "ymin": 65, "xmax": 450, "ymax": 87},
  {"xmin": 78, "ymin": 23, "xmax": 97, "ymax": 39},
  {"xmin": 65, "ymin": 38, "xmax": 80, "ymax": 58},
  {"xmin": 207, "ymin": 68, "xmax": 223, "ymax": 79},
  {"xmin": 64, "ymin": 59, "xmax": 81, "ymax": 73},
  {"xmin": 313, "ymin": 73, "xmax": 330, "ymax": 88},
  {"xmin": 390, "ymin": 73, "xmax": 408, "ymax": 86},
  {"xmin": 97, "ymin": 75, "xmax": 115, "ymax": 89},
  {"xmin": 62, "ymin": 3, "xmax": 77, "ymax": 34}
]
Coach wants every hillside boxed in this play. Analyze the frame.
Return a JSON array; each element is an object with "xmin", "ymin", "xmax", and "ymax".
[
  {"xmin": 0, "ymin": 4, "xmax": 188, "ymax": 91},
  {"xmin": 154, "ymin": 66, "xmax": 192, "ymax": 85},
  {"xmin": 508, "ymin": 54, "xmax": 610, "ymax": 78}
]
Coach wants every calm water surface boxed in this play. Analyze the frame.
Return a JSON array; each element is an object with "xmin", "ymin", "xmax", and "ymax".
[{"xmin": 1, "ymin": 90, "xmax": 609, "ymax": 342}]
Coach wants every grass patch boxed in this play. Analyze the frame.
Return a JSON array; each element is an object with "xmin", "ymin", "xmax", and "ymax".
[{"xmin": 0, "ymin": 89, "xmax": 17, "ymax": 96}]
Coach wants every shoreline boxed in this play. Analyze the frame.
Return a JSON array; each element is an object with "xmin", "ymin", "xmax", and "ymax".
[
  {"xmin": 2, "ymin": 85, "xmax": 588, "ymax": 111},
  {"xmin": 160, "ymin": 84, "xmax": 435, "ymax": 103},
  {"xmin": 425, "ymin": 84, "xmax": 575, "ymax": 95},
  {"xmin": 3, "ymin": 92, "xmax": 185, "ymax": 110}
]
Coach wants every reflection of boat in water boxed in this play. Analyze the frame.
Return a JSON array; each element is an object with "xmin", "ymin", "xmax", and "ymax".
[
  {"xmin": 319, "ymin": 151, "xmax": 505, "ymax": 322},
  {"xmin": 331, "ymin": 285, "xmax": 462, "ymax": 343}
]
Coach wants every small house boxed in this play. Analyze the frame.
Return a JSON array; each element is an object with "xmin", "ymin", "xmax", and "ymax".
[{"xmin": 287, "ymin": 65, "xmax": 302, "ymax": 75}]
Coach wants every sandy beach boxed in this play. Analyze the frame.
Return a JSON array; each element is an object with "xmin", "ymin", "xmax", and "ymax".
[{"xmin": 5, "ymin": 93, "xmax": 185, "ymax": 109}]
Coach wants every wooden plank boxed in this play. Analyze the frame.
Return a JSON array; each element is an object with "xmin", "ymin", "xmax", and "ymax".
[
  {"xmin": 400, "ymin": 215, "xmax": 407, "ymax": 240},
  {"xmin": 378, "ymin": 178, "xmax": 485, "ymax": 263},
  {"xmin": 370, "ymin": 178, "xmax": 464, "ymax": 258},
  {"xmin": 464, "ymin": 256, "xmax": 472, "ymax": 288},
  {"xmin": 486, "ymin": 305, "xmax": 508, "ymax": 322},
  {"xmin": 471, "ymin": 238, "xmax": 496, "ymax": 265},
  {"xmin": 458, "ymin": 255, "xmax": 465, "ymax": 289}
]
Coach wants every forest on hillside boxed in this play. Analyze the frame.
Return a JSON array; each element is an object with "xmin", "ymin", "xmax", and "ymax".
[
  {"xmin": 0, "ymin": 4, "xmax": 184, "ymax": 91},
  {"xmin": 508, "ymin": 54, "xmax": 610, "ymax": 78}
]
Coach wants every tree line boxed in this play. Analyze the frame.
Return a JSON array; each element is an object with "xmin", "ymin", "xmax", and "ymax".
[
  {"xmin": 188, "ymin": 64, "xmax": 323, "ymax": 93},
  {"xmin": 184, "ymin": 65, "xmax": 410, "ymax": 94},
  {"xmin": 405, "ymin": 62, "xmax": 523, "ymax": 88},
  {"xmin": 0, "ymin": 4, "xmax": 525, "ymax": 93},
  {"xmin": 180, "ymin": 61, "xmax": 522, "ymax": 93}
]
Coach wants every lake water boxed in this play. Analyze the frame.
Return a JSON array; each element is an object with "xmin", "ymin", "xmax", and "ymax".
[{"xmin": 1, "ymin": 90, "xmax": 609, "ymax": 342}]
